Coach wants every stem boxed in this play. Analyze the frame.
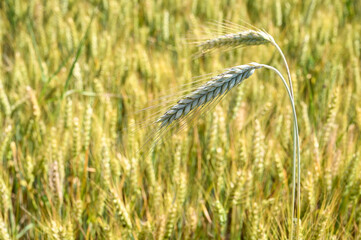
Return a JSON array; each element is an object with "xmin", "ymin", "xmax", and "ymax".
[
  {"xmin": 225, "ymin": 207, "xmax": 232, "ymax": 240},
  {"xmin": 272, "ymin": 43, "xmax": 294, "ymax": 97},
  {"xmin": 272, "ymin": 42, "xmax": 301, "ymax": 240},
  {"xmin": 257, "ymin": 63, "xmax": 301, "ymax": 240}
]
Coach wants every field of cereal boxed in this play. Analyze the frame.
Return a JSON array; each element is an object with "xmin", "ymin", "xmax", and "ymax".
[{"xmin": 0, "ymin": 0, "xmax": 361, "ymax": 239}]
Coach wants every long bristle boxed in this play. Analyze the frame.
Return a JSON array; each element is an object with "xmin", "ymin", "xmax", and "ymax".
[{"xmin": 156, "ymin": 63, "xmax": 262, "ymax": 128}]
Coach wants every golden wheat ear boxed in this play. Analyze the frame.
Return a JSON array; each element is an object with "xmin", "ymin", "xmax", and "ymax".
[{"xmin": 188, "ymin": 21, "xmax": 275, "ymax": 58}]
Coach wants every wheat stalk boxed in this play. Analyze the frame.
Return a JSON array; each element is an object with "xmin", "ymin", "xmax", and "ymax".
[
  {"xmin": 196, "ymin": 24, "xmax": 301, "ymax": 239},
  {"xmin": 156, "ymin": 63, "xmax": 261, "ymax": 128},
  {"xmin": 154, "ymin": 60, "xmax": 300, "ymax": 238},
  {"xmin": 151, "ymin": 25, "xmax": 301, "ymax": 239}
]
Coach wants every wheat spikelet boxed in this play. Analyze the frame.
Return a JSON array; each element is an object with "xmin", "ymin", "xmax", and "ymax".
[
  {"xmin": 156, "ymin": 214, "xmax": 166, "ymax": 240},
  {"xmin": 282, "ymin": 107, "xmax": 292, "ymax": 147},
  {"xmin": 101, "ymin": 137, "xmax": 111, "ymax": 189},
  {"xmin": 185, "ymin": 207, "xmax": 197, "ymax": 238},
  {"xmin": 96, "ymin": 190, "xmax": 107, "ymax": 216},
  {"xmin": 238, "ymin": 138, "xmax": 248, "ymax": 167},
  {"xmin": 115, "ymin": 154, "xmax": 130, "ymax": 188},
  {"xmin": 315, "ymin": 211, "xmax": 330, "ymax": 240},
  {"xmin": 245, "ymin": 170, "xmax": 253, "ymax": 208},
  {"xmin": 0, "ymin": 217, "xmax": 10, "ymax": 240},
  {"xmin": 138, "ymin": 221, "xmax": 152, "ymax": 240},
  {"xmin": 215, "ymin": 147, "xmax": 225, "ymax": 193},
  {"xmin": 292, "ymin": 218, "xmax": 304, "ymax": 240},
  {"xmin": 153, "ymin": 184, "xmax": 163, "ymax": 214},
  {"xmin": 25, "ymin": 155, "xmax": 35, "ymax": 187},
  {"xmin": 48, "ymin": 159, "xmax": 63, "ymax": 206},
  {"xmin": 227, "ymin": 170, "xmax": 244, "ymax": 207},
  {"xmin": 258, "ymin": 222, "xmax": 267, "ymax": 240},
  {"xmin": 0, "ymin": 176, "xmax": 11, "ymax": 213},
  {"xmin": 99, "ymin": 221, "xmax": 114, "ymax": 240},
  {"xmin": 249, "ymin": 202, "xmax": 260, "ymax": 240},
  {"xmin": 48, "ymin": 220, "xmax": 73, "ymax": 240},
  {"xmin": 110, "ymin": 190, "xmax": 133, "ymax": 229},
  {"xmin": 197, "ymin": 30, "xmax": 274, "ymax": 53},
  {"xmin": 324, "ymin": 167, "xmax": 332, "ymax": 193},
  {"xmin": 207, "ymin": 112, "xmax": 219, "ymax": 159},
  {"xmin": 259, "ymin": 101, "xmax": 272, "ymax": 117},
  {"xmin": 301, "ymin": 102, "xmax": 311, "ymax": 136},
  {"xmin": 275, "ymin": 0, "xmax": 282, "ymax": 27},
  {"xmin": 26, "ymin": 86, "xmax": 41, "ymax": 119},
  {"xmin": 144, "ymin": 151, "xmax": 156, "ymax": 188},
  {"xmin": 172, "ymin": 145, "xmax": 181, "ymax": 184},
  {"xmin": 163, "ymin": 204, "xmax": 178, "ymax": 240},
  {"xmin": 82, "ymin": 104, "xmax": 93, "ymax": 150},
  {"xmin": 72, "ymin": 117, "xmax": 80, "ymax": 158},
  {"xmin": 109, "ymin": 145, "xmax": 121, "ymax": 180},
  {"xmin": 218, "ymin": 107, "xmax": 228, "ymax": 148},
  {"xmin": 0, "ymin": 81, "xmax": 11, "ymax": 117},
  {"xmin": 274, "ymin": 153, "xmax": 286, "ymax": 185},
  {"xmin": 305, "ymin": 171, "xmax": 316, "ymax": 211},
  {"xmin": 230, "ymin": 86, "xmax": 244, "ymax": 120},
  {"xmin": 312, "ymin": 135, "xmax": 321, "ymax": 179},
  {"xmin": 253, "ymin": 119, "xmax": 265, "ymax": 179},
  {"xmin": 322, "ymin": 88, "xmax": 339, "ymax": 145},
  {"xmin": 109, "ymin": 110, "xmax": 117, "ymax": 144},
  {"xmin": 343, "ymin": 154, "xmax": 359, "ymax": 197},
  {"xmin": 176, "ymin": 172, "xmax": 187, "ymax": 207},
  {"xmin": 156, "ymin": 64, "xmax": 260, "ymax": 128},
  {"xmin": 0, "ymin": 125, "xmax": 12, "ymax": 159},
  {"xmin": 130, "ymin": 157, "xmax": 140, "ymax": 195},
  {"xmin": 213, "ymin": 200, "xmax": 227, "ymax": 235}
]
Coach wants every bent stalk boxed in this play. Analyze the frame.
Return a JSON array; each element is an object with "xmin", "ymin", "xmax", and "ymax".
[
  {"xmin": 257, "ymin": 63, "xmax": 301, "ymax": 240},
  {"xmin": 271, "ymin": 42, "xmax": 300, "ymax": 240}
]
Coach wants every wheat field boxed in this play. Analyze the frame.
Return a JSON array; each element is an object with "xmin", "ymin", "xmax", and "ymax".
[{"xmin": 1, "ymin": 0, "xmax": 361, "ymax": 239}]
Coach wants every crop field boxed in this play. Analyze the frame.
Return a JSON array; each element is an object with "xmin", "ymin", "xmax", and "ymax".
[{"xmin": 1, "ymin": 0, "xmax": 361, "ymax": 239}]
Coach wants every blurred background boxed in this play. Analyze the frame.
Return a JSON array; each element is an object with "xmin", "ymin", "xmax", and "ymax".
[{"xmin": 0, "ymin": 0, "xmax": 361, "ymax": 239}]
